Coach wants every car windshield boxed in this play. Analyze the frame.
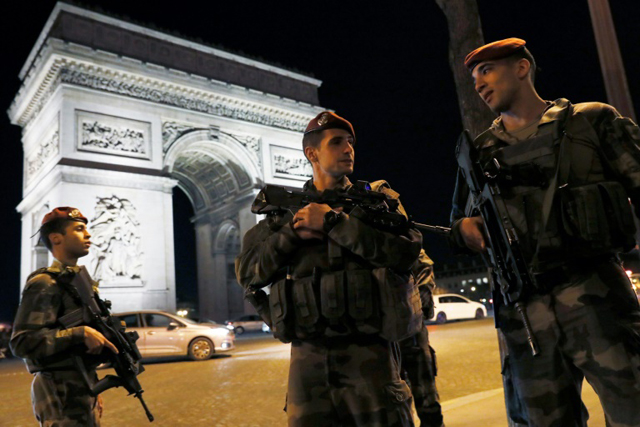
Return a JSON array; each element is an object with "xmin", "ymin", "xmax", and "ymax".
[{"xmin": 180, "ymin": 317, "xmax": 198, "ymax": 324}]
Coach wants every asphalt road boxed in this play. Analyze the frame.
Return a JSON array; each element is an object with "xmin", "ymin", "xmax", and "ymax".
[{"xmin": 0, "ymin": 318, "xmax": 603, "ymax": 426}]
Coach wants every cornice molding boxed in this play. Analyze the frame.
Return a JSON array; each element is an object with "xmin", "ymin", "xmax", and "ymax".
[{"xmin": 11, "ymin": 55, "xmax": 318, "ymax": 133}]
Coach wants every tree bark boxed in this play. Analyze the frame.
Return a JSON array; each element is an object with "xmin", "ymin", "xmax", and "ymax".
[
  {"xmin": 435, "ymin": 2, "xmax": 525, "ymax": 426},
  {"xmin": 435, "ymin": 0, "xmax": 495, "ymax": 138}
]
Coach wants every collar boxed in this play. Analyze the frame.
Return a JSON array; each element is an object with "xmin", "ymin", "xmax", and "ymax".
[
  {"xmin": 489, "ymin": 98, "xmax": 571, "ymax": 144},
  {"xmin": 302, "ymin": 177, "xmax": 353, "ymax": 194},
  {"xmin": 50, "ymin": 259, "xmax": 80, "ymax": 274}
]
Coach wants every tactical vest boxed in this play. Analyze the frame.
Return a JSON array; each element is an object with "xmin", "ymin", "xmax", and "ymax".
[
  {"xmin": 262, "ymin": 181, "xmax": 423, "ymax": 343},
  {"xmin": 475, "ymin": 104, "xmax": 636, "ymax": 272},
  {"xmin": 21, "ymin": 267, "xmax": 89, "ymax": 373}
]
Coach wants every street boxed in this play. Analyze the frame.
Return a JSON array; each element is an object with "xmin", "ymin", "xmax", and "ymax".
[{"xmin": 0, "ymin": 319, "xmax": 605, "ymax": 426}]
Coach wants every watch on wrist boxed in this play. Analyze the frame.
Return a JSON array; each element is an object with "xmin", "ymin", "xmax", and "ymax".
[{"xmin": 323, "ymin": 209, "xmax": 344, "ymax": 233}]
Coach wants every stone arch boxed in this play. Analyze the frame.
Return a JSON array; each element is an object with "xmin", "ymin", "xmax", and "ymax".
[{"xmin": 164, "ymin": 129, "xmax": 260, "ymax": 322}]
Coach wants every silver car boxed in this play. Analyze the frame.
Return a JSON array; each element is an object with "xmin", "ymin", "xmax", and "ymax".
[{"xmin": 115, "ymin": 310, "xmax": 235, "ymax": 361}]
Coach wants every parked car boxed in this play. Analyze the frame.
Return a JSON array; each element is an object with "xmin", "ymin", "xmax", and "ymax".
[
  {"xmin": 428, "ymin": 294, "xmax": 487, "ymax": 324},
  {"xmin": 114, "ymin": 310, "xmax": 235, "ymax": 361},
  {"xmin": 225, "ymin": 314, "xmax": 268, "ymax": 335}
]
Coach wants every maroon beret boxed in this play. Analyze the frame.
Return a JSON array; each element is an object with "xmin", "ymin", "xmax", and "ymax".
[
  {"xmin": 464, "ymin": 38, "xmax": 527, "ymax": 71},
  {"xmin": 41, "ymin": 207, "xmax": 88, "ymax": 226},
  {"xmin": 304, "ymin": 111, "xmax": 356, "ymax": 141}
]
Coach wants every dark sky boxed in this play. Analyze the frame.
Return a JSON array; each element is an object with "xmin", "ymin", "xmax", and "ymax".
[{"xmin": 1, "ymin": 1, "xmax": 639, "ymax": 322}]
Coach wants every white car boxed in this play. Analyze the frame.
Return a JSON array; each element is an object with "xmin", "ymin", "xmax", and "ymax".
[
  {"xmin": 429, "ymin": 294, "xmax": 487, "ymax": 324},
  {"xmin": 115, "ymin": 310, "xmax": 235, "ymax": 361}
]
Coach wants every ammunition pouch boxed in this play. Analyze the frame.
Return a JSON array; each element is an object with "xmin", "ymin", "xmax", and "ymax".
[
  {"xmin": 244, "ymin": 288, "xmax": 272, "ymax": 328},
  {"xmin": 373, "ymin": 268, "xmax": 423, "ymax": 342},
  {"xmin": 269, "ymin": 278, "xmax": 296, "ymax": 343},
  {"xmin": 265, "ymin": 267, "xmax": 421, "ymax": 343},
  {"xmin": 559, "ymin": 181, "xmax": 636, "ymax": 255}
]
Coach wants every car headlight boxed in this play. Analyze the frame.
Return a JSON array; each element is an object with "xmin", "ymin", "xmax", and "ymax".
[{"xmin": 225, "ymin": 324, "xmax": 235, "ymax": 331}]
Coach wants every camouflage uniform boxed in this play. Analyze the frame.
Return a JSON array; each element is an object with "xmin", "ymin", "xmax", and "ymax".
[
  {"xmin": 236, "ymin": 178, "xmax": 423, "ymax": 427},
  {"xmin": 399, "ymin": 250, "xmax": 443, "ymax": 426},
  {"xmin": 450, "ymin": 99, "xmax": 640, "ymax": 426},
  {"xmin": 10, "ymin": 260, "xmax": 100, "ymax": 427}
]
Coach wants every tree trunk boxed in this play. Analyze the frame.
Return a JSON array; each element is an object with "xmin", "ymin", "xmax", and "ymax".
[
  {"xmin": 435, "ymin": 0, "xmax": 495, "ymax": 138},
  {"xmin": 435, "ymin": 2, "xmax": 525, "ymax": 426}
]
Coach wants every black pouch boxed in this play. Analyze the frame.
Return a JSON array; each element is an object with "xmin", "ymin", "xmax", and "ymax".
[
  {"xmin": 374, "ymin": 268, "xmax": 423, "ymax": 342},
  {"xmin": 320, "ymin": 271, "xmax": 346, "ymax": 321},
  {"xmin": 346, "ymin": 269, "xmax": 379, "ymax": 334},
  {"xmin": 560, "ymin": 181, "xmax": 636, "ymax": 254},
  {"xmin": 292, "ymin": 277, "xmax": 319, "ymax": 329},
  {"xmin": 269, "ymin": 278, "xmax": 294, "ymax": 343}
]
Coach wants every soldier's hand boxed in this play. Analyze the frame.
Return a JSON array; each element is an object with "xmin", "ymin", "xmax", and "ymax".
[
  {"xmin": 83, "ymin": 326, "xmax": 119, "ymax": 355},
  {"xmin": 292, "ymin": 203, "xmax": 333, "ymax": 236},
  {"xmin": 96, "ymin": 394, "xmax": 104, "ymax": 418},
  {"xmin": 460, "ymin": 216, "xmax": 486, "ymax": 253}
]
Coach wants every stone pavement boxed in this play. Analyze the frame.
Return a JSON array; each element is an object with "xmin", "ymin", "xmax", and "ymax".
[{"xmin": 441, "ymin": 381, "xmax": 606, "ymax": 426}]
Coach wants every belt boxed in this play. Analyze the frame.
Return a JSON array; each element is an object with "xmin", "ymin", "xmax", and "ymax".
[
  {"xmin": 533, "ymin": 253, "xmax": 617, "ymax": 293},
  {"xmin": 298, "ymin": 333, "xmax": 385, "ymax": 348}
]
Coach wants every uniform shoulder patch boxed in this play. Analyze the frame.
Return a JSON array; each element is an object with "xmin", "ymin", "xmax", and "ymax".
[{"xmin": 370, "ymin": 180, "xmax": 400, "ymax": 199}]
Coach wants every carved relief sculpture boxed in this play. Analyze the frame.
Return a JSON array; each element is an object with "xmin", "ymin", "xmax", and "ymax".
[
  {"xmin": 90, "ymin": 195, "xmax": 143, "ymax": 282},
  {"xmin": 271, "ymin": 145, "xmax": 312, "ymax": 180},
  {"xmin": 26, "ymin": 129, "xmax": 59, "ymax": 183},
  {"xmin": 77, "ymin": 111, "xmax": 151, "ymax": 159}
]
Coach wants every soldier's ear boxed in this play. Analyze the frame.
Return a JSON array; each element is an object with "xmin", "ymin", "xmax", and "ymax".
[
  {"xmin": 49, "ymin": 232, "xmax": 64, "ymax": 246},
  {"xmin": 304, "ymin": 146, "xmax": 318, "ymax": 163}
]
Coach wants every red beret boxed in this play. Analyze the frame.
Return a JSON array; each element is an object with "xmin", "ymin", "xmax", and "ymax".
[
  {"xmin": 464, "ymin": 38, "xmax": 527, "ymax": 71},
  {"xmin": 304, "ymin": 111, "xmax": 356, "ymax": 141},
  {"xmin": 41, "ymin": 207, "xmax": 88, "ymax": 226}
]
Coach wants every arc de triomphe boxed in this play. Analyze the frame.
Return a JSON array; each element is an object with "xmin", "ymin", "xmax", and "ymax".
[{"xmin": 9, "ymin": 3, "xmax": 324, "ymax": 322}]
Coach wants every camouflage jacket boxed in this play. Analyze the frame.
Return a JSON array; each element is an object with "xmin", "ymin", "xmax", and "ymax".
[
  {"xmin": 450, "ymin": 98, "xmax": 640, "ymax": 253},
  {"xmin": 413, "ymin": 249, "xmax": 436, "ymax": 319},
  {"xmin": 235, "ymin": 178, "xmax": 422, "ymax": 290},
  {"xmin": 10, "ymin": 260, "xmax": 89, "ymax": 373}
]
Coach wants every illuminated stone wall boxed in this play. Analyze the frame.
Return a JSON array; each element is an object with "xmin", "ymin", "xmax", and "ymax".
[{"xmin": 11, "ymin": 3, "xmax": 323, "ymax": 321}]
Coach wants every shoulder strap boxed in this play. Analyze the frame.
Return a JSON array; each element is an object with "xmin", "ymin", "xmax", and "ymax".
[{"xmin": 532, "ymin": 103, "xmax": 575, "ymax": 268}]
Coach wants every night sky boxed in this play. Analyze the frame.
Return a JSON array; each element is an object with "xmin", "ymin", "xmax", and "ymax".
[{"xmin": 1, "ymin": 1, "xmax": 639, "ymax": 322}]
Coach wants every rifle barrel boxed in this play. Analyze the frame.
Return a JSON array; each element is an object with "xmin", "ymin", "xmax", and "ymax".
[{"xmin": 414, "ymin": 223, "xmax": 451, "ymax": 236}]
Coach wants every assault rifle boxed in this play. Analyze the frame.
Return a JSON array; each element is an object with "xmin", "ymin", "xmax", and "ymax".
[
  {"xmin": 456, "ymin": 130, "xmax": 539, "ymax": 356},
  {"xmin": 252, "ymin": 181, "xmax": 451, "ymax": 236},
  {"xmin": 58, "ymin": 267, "xmax": 154, "ymax": 422}
]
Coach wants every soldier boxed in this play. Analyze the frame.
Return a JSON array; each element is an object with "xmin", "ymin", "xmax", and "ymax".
[
  {"xmin": 10, "ymin": 207, "xmax": 117, "ymax": 427},
  {"xmin": 400, "ymin": 249, "xmax": 444, "ymax": 426},
  {"xmin": 450, "ymin": 38, "xmax": 640, "ymax": 426},
  {"xmin": 236, "ymin": 111, "xmax": 424, "ymax": 426}
]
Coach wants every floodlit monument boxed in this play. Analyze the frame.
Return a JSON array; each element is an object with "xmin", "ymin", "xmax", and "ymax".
[{"xmin": 9, "ymin": 3, "xmax": 323, "ymax": 322}]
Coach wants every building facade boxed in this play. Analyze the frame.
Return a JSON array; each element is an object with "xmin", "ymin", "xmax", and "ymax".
[{"xmin": 9, "ymin": 3, "xmax": 324, "ymax": 322}]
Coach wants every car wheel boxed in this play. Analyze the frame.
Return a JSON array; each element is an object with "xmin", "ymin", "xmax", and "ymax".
[
  {"xmin": 475, "ymin": 308, "xmax": 485, "ymax": 319},
  {"xmin": 235, "ymin": 326, "xmax": 245, "ymax": 335},
  {"xmin": 436, "ymin": 312, "xmax": 447, "ymax": 324},
  {"xmin": 188, "ymin": 337, "xmax": 214, "ymax": 361}
]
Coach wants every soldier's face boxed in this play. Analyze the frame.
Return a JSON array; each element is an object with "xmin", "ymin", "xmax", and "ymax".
[
  {"xmin": 309, "ymin": 128, "xmax": 355, "ymax": 178},
  {"xmin": 472, "ymin": 59, "xmax": 521, "ymax": 113},
  {"xmin": 55, "ymin": 221, "xmax": 92, "ymax": 258}
]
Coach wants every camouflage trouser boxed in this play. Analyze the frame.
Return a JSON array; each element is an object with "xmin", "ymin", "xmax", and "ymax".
[
  {"xmin": 287, "ymin": 335, "xmax": 417, "ymax": 427},
  {"xmin": 31, "ymin": 370, "xmax": 99, "ymax": 427},
  {"xmin": 399, "ymin": 326, "xmax": 444, "ymax": 427},
  {"xmin": 500, "ymin": 259, "xmax": 640, "ymax": 427}
]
